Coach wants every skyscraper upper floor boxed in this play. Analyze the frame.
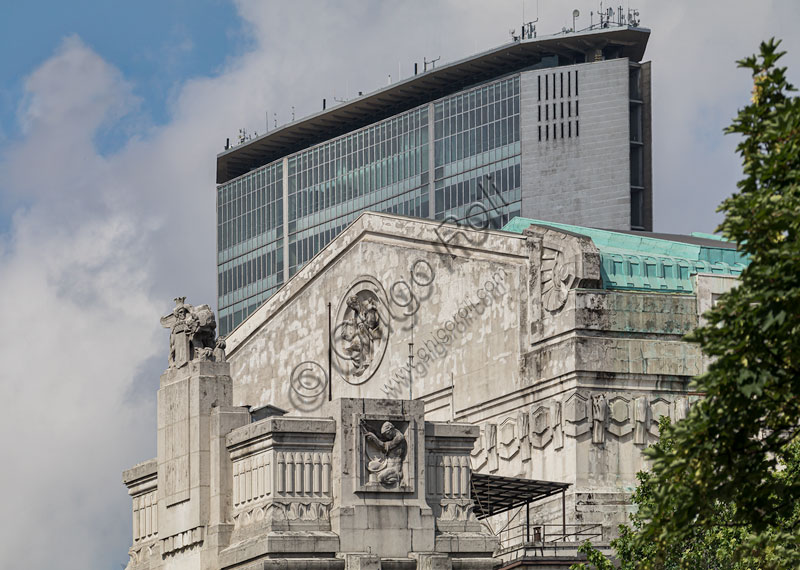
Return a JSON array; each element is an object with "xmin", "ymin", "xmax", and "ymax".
[{"xmin": 215, "ymin": 26, "xmax": 652, "ymax": 336}]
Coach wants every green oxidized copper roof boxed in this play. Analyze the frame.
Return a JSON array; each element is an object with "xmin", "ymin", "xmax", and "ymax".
[{"xmin": 502, "ymin": 217, "xmax": 750, "ymax": 294}]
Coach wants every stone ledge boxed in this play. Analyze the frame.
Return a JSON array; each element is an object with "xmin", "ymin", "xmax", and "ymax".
[
  {"xmin": 228, "ymin": 417, "xmax": 337, "ymax": 449},
  {"xmin": 122, "ymin": 458, "xmax": 157, "ymax": 487},
  {"xmin": 424, "ymin": 423, "xmax": 478, "ymax": 439},
  {"xmin": 220, "ymin": 531, "xmax": 340, "ymax": 568}
]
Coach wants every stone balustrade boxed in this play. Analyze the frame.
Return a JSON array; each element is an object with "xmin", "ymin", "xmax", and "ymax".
[
  {"xmin": 225, "ymin": 416, "xmax": 336, "ymax": 538},
  {"xmin": 122, "ymin": 458, "xmax": 160, "ymax": 566}
]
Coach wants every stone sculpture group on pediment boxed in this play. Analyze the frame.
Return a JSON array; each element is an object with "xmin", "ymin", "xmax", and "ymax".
[{"xmin": 160, "ymin": 297, "xmax": 226, "ymax": 369}]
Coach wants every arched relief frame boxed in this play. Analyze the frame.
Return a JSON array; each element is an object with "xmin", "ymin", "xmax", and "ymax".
[{"xmin": 333, "ymin": 275, "xmax": 391, "ymax": 386}]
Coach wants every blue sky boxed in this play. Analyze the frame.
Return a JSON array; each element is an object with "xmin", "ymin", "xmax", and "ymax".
[
  {"xmin": 1, "ymin": 1, "xmax": 799, "ymax": 569},
  {"xmin": 0, "ymin": 0, "xmax": 246, "ymax": 140}
]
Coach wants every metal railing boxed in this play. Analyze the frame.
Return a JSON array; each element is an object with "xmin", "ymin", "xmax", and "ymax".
[{"xmin": 496, "ymin": 522, "xmax": 603, "ymax": 558}]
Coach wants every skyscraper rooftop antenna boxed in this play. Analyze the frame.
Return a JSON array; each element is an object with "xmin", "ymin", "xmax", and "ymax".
[
  {"xmin": 519, "ymin": 0, "xmax": 539, "ymax": 40},
  {"xmin": 423, "ymin": 56, "xmax": 441, "ymax": 72}
]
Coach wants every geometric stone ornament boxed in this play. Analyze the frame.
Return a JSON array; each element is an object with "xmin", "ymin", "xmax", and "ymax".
[
  {"xmin": 530, "ymin": 406, "xmax": 553, "ymax": 449},
  {"xmin": 650, "ymin": 397, "xmax": 673, "ymax": 435},
  {"xmin": 498, "ymin": 417, "xmax": 520, "ymax": 461},
  {"xmin": 470, "ymin": 428, "xmax": 488, "ymax": 471},
  {"xmin": 607, "ymin": 395, "xmax": 633, "ymax": 437},
  {"xmin": 564, "ymin": 392, "xmax": 591, "ymax": 437}
]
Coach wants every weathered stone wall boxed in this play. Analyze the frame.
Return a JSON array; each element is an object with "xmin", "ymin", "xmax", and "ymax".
[
  {"xmin": 221, "ymin": 214, "xmax": 733, "ymax": 545},
  {"xmin": 226, "ymin": 214, "xmax": 529, "ymax": 421}
]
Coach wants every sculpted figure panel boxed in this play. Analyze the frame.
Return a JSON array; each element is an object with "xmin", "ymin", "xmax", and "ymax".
[
  {"xmin": 360, "ymin": 420, "xmax": 409, "ymax": 490},
  {"xmin": 592, "ymin": 394, "xmax": 607, "ymax": 444},
  {"xmin": 333, "ymin": 277, "xmax": 390, "ymax": 385}
]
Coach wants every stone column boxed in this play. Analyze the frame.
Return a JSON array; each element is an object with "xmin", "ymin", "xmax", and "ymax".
[{"xmin": 156, "ymin": 360, "xmax": 235, "ymax": 568}]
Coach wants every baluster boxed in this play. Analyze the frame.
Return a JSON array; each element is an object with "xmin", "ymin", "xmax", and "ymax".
[
  {"xmin": 436, "ymin": 454, "xmax": 444, "ymax": 497},
  {"xmin": 313, "ymin": 453, "xmax": 322, "ymax": 495},
  {"xmin": 245, "ymin": 457, "xmax": 252, "ymax": 503},
  {"xmin": 232, "ymin": 462, "xmax": 239, "ymax": 506},
  {"xmin": 140, "ymin": 495, "xmax": 148, "ymax": 539},
  {"xmin": 266, "ymin": 455, "xmax": 272, "ymax": 496},
  {"xmin": 277, "ymin": 452, "xmax": 285, "ymax": 495},
  {"xmin": 144, "ymin": 493, "xmax": 152, "ymax": 537},
  {"xmin": 453, "ymin": 456, "xmax": 461, "ymax": 498},
  {"xmin": 132, "ymin": 496, "xmax": 140, "ymax": 542},
  {"xmin": 152, "ymin": 493, "xmax": 157, "ymax": 535},
  {"xmin": 426, "ymin": 453, "xmax": 433, "ymax": 495},
  {"xmin": 304, "ymin": 452, "xmax": 313, "ymax": 495},
  {"xmin": 460, "ymin": 456, "xmax": 470, "ymax": 499},
  {"xmin": 294, "ymin": 452, "xmax": 303, "ymax": 494},
  {"xmin": 286, "ymin": 452, "xmax": 295, "ymax": 494},
  {"xmin": 322, "ymin": 453, "xmax": 331, "ymax": 496},
  {"xmin": 256, "ymin": 454, "xmax": 264, "ymax": 499},
  {"xmin": 443, "ymin": 455, "xmax": 452, "ymax": 497},
  {"xmin": 239, "ymin": 460, "xmax": 246, "ymax": 504}
]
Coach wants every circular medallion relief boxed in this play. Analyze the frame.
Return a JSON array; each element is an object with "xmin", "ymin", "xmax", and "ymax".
[{"xmin": 332, "ymin": 276, "xmax": 390, "ymax": 385}]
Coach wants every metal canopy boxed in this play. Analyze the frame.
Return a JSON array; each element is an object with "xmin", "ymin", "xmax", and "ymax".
[
  {"xmin": 470, "ymin": 472, "xmax": 570, "ymax": 519},
  {"xmin": 216, "ymin": 27, "xmax": 650, "ymax": 184}
]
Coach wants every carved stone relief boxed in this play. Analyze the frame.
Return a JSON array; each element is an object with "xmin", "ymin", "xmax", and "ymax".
[
  {"xmin": 486, "ymin": 423, "xmax": 498, "ymax": 473},
  {"xmin": 564, "ymin": 392, "xmax": 591, "ymax": 437},
  {"xmin": 530, "ymin": 405, "xmax": 553, "ymax": 449},
  {"xmin": 160, "ymin": 297, "xmax": 225, "ymax": 369},
  {"xmin": 591, "ymin": 394, "xmax": 607, "ymax": 444},
  {"xmin": 607, "ymin": 396, "xmax": 633, "ymax": 437},
  {"xmin": 498, "ymin": 417, "xmax": 520, "ymax": 460},
  {"xmin": 541, "ymin": 248, "xmax": 577, "ymax": 313},
  {"xmin": 517, "ymin": 409, "xmax": 531, "ymax": 462},
  {"xmin": 361, "ymin": 420, "xmax": 408, "ymax": 489},
  {"xmin": 470, "ymin": 427, "xmax": 488, "ymax": 471},
  {"xmin": 649, "ymin": 397, "xmax": 672, "ymax": 435},
  {"xmin": 551, "ymin": 400, "xmax": 564, "ymax": 450},
  {"xmin": 333, "ymin": 277, "xmax": 390, "ymax": 385},
  {"xmin": 674, "ymin": 396, "xmax": 690, "ymax": 422},
  {"xmin": 633, "ymin": 397, "xmax": 649, "ymax": 445}
]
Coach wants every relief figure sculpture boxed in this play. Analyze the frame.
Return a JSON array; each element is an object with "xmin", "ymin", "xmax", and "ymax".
[
  {"xmin": 160, "ymin": 297, "xmax": 225, "ymax": 368},
  {"xmin": 592, "ymin": 394, "xmax": 607, "ymax": 444},
  {"xmin": 362, "ymin": 421, "xmax": 406, "ymax": 488},
  {"xmin": 342, "ymin": 296, "xmax": 382, "ymax": 376}
]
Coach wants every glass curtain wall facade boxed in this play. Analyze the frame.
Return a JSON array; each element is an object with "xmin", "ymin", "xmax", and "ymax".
[
  {"xmin": 217, "ymin": 162, "xmax": 284, "ymax": 336},
  {"xmin": 434, "ymin": 76, "xmax": 521, "ymax": 226},
  {"xmin": 218, "ymin": 74, "xmax": 520, "ymax": 336},
  {"xmin": 287, "ymin": 106, "xmax": 429, "ymax": 277}
]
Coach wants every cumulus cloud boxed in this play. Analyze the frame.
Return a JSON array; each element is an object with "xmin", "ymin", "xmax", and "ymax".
[{"xmin": 1, "ymin": 2, "xmax": 799, "ymax": 569}]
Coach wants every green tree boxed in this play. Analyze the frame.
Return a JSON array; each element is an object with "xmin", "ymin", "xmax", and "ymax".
[
  {"xmin": 572, "ymin": 418, "xmax": 751, "ymax": 570},
  {"xmin": 574, "ymin": 39, "xmax": 800, "ymax": 570},
  {"xmin": 636, "ymin": 38, "xmax": 800, "ymax": 569}
]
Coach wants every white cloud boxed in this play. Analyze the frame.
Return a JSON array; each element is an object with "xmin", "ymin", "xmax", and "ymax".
[{"xmin": 1, "ymin": 2, "xmax": 799, "ymax": 568}]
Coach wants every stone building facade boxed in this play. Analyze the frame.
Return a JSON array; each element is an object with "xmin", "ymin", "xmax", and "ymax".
[{"xmin": 122, "ymin": 213, "xmax": 746, "ymax": 569}]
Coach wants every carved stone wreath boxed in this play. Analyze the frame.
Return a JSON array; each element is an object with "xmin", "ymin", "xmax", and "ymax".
[{"xmin": 333, "ymin": 276, "xmax": 390, "ymax": 385}]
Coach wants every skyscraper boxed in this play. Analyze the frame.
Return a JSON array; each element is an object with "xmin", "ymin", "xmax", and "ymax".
[{"xmin": 216, "ymin": 25, "xmax": 652, "ymax": 336}]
